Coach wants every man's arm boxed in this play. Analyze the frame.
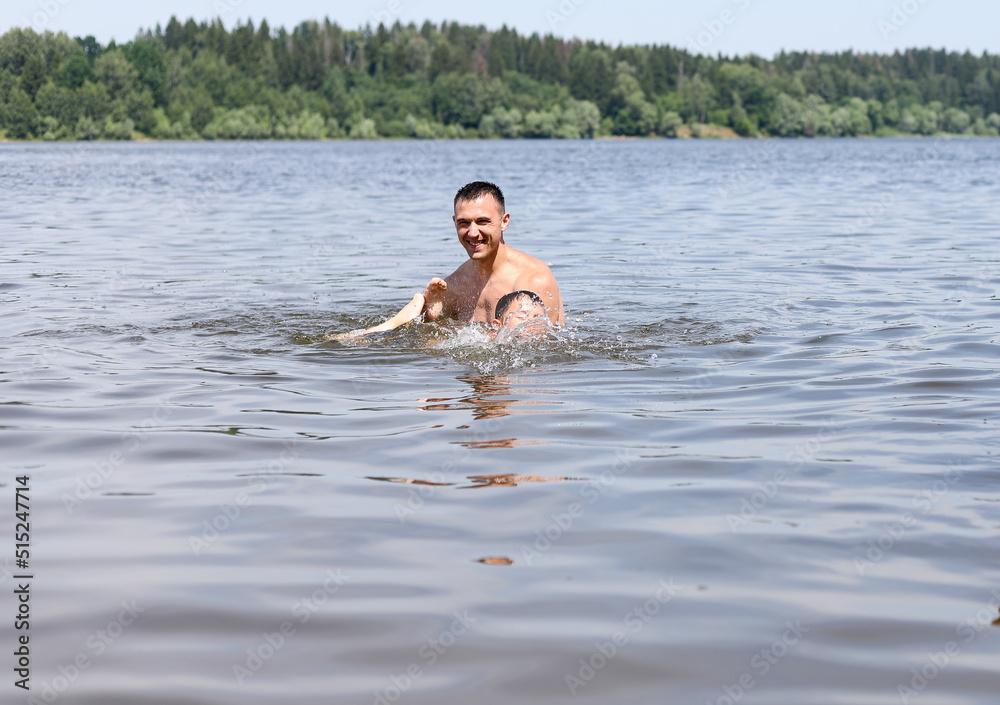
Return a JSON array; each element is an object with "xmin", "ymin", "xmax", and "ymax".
[{"xmin": 331, "ymin": 293, "xmax": 425, "ymax": 340}]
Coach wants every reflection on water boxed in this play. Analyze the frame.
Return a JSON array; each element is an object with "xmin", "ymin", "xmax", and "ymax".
[
  {"xmin": 476, "ymin": 556, "xmax": 515, "ymax": 566},
  {"xmin": 419, "ymin": 374, "xmax": 558, "ymax": 420},
  {"xmin": 457, "ymin": 438, "xmax": 548, "ymax": 448},
  {"xmin": 367, "ymin": 473, "xmax": 575, "ymax": 489},
  {"xmin": 3, "ymin": 139, "xmax": 1000, "ymax": 705},
  {"xmin": 462, "ymin": 473, "xmax": 574, "ymax": 488}
]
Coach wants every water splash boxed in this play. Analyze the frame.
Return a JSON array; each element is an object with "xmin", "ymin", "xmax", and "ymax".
[{"xmin": 314, "ymin": 308, "xmax": 762, "ymax": 375}]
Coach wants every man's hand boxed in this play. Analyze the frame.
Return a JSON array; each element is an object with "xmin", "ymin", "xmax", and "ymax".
[{"xmin": 422, "ymin": 277, "xmax": 448, "ymax": 320}]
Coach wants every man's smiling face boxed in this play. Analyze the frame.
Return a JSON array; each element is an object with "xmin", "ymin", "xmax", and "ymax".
[{"xmin": 453, "ymin": 193, "xmax": 509, "ymax": 262}]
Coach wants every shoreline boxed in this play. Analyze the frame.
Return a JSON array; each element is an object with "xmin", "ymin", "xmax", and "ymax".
[{"xmin": 0, "ymin": 130, "xmax": 981, "ymax": 144}]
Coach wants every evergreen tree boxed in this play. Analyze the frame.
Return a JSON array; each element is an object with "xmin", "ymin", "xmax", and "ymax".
[{"xmin": 19, "ymin": 54, "xmax": 46, "ymax": 99}]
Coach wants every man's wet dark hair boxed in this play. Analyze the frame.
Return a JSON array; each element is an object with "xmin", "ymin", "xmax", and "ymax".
[
  {"xmin": 454, "ymin": 181, "xmax": 505, "ymax": 215},
  {"xmin": 494, "ymin": 290, "xmax": 544, "ymax": 322}
]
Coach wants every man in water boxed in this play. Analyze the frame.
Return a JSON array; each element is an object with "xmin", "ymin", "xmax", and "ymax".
[
  {"xmin": 335, "ymin": 181, "xmax": 564, "ymax": 339},
  {"xmin": 423, "ymin": 181, "xmax": 564, "ymax": 326}
]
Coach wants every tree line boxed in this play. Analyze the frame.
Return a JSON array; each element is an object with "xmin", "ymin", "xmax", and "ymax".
[{"xmin": 2, "ymin": 15, "xmax": 1000, "ymax": 140}]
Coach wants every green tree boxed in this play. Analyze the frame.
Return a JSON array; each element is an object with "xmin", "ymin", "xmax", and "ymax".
[
  {"xmin": 428, "ymin": 40, "xmax": 463, "ymax": 81},
  {"xmin": 125, "ymin": 89, "xmax": 157, "ymax": 133},
  {"xmin": 568, "ymin": 46, "xmax": 614, "ymax": 112},
  {"xmin": 77, "ymin": 80, "xmax": 111, "ymax": 122},
  {"xmin": 658, "ymin": 110, "xmax": 683, "ymax": 137},
  {"xmin": 103, "ymin": 115, "xmax": 134, "ymax": 139},
  {"xmin": 770, "ymin": 93, "xmax": 803, "ymax": 136},
  {"xmin": 801, "ymin": 95, "xmax": 832, "ymax": 136},
  {"xmin": 76, "ymin": 35, "xmax": 102, "ymax": 63},
  {"xmin": 163, "ymin": 16, "xmax": 187, "ymax": 51},
  {"xmin": 432, "ymin": 73, "xmax": 503, "ymax": 127},
  {"xmin": 349, "ymin": 117, "xmax": 377, "ymax": 139},
  {"xmin": 0, "ymin": 28, "xmax": 43, "ymax": 76},
  {"xmin": 203, "ymin": 105, "xmax": 273, "ymax": 139},
  {"xmin": 54, "ymin": 53, "xmax": 95, "ymax": 88},
  {"xmin": 563, "ymin": 99, "xmax": 600, "ymax": 138},
  {"xmin": 718, "ymin": 62, "xmax": 772, "ymax": 120},
  {"xmin": 321, "ymin": 66, "xmax": 353, "ymax": 122},
  {"xmin": 522, "ymin": 108, "xmax": 558, "ymax": 137},
  {"xmin": 167, "ymin": 84, "xmax": 216, "ymax": 133},
  {"xmin": 609, "ymin": 71, "xmax": 657, "ymax": 136},
  {"xmin": 35, "ymin": 82, "xmax": 81, "ymax": 128},
  {"xmin": 487, "ymin": 25, "xmax": 517, "ymax": 77},
  {"xmin": 123, "ymin": 40, "xmax": 166, "ymax": 95},
  {"xmin": 681, "ymin": 73, "xmax": 715, "ymax": 124},
  {"xmin": 943, "ymin": 106, "xmax": 971, "ymax": 133},
  {"xmin": 2, "ymin": 86, "xmax": 38, "ymax": 137},
  {"xmin": 479, "ymin": 106, "xmax": 523, "ymax": 138},
  {"xmin": 19, "ymin": 54, "xmax": 46, "ymax": 99},
  {"xmin": 95, "ymin": 50, "xmax": 139, "ymax": 100}
]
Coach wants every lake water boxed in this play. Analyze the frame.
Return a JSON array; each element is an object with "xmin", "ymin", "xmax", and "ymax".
[{"xmin": 2, "ymin": 138, "xmax": 999, "ymax": 705}]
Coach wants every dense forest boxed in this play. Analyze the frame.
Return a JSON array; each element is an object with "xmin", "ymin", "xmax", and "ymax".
[{"xmin": 3, "ymin": 15, "xmax": 1000, "ymax": 140}]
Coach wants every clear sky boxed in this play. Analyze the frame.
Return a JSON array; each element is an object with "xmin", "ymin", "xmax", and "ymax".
[{"xmin": 4, "ymin": 0, "xmax": 1000, "ymax": 58}]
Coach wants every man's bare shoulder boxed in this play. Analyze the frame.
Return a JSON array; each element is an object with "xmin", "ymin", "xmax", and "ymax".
[
  {"xmin": 505, "ymin": 250, "xmax": 559, "ymax": 298},
  {"xmin": 504, "ymin": 245, "xmax": 556, "ymax": 279},
  {"xmin": 503, "ymin": 246, "xmax": 563, "ymax": 325}
]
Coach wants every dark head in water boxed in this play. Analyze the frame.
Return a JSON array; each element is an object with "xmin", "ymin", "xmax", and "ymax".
[{"xmin": 493, "ymin": 290, "xmax": 547, "ymax": 331}]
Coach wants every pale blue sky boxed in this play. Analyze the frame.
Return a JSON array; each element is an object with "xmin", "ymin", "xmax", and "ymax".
[{"xmin": 4, "ymin": 0, "xmax": 999, "ymax": 57}]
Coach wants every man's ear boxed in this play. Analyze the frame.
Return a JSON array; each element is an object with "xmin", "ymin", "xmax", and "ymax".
[
  {"xmin": 500, "ymin": 212, "xmax": 510, "ymax": 231},
  {"xmin": 491, "ymin": 318, "xmax": 501, "ymax": 328}
]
